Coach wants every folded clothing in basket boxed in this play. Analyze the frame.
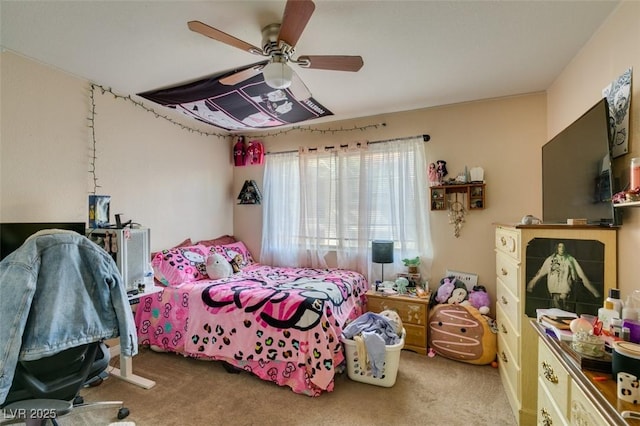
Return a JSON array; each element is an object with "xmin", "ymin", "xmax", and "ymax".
[{"xmin": 342, "ymin": 312, "xmax": 401, "ymax": 377}]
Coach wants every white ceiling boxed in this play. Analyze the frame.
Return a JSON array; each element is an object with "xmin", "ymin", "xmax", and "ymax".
[{"xmin": 0, "ymin": 1, "xmax": 620, "ymax": 130}]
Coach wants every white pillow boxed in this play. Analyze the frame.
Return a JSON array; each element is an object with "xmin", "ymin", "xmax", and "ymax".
[{"xmin": 205, "ymin": 253, "xmax": 232, "ymax": 280}]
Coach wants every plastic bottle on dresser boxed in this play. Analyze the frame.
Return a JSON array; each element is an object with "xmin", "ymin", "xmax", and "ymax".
[
  {"xmin": 622, "ymin": 295, "xmax": 638, "ymax": 321},
  {"xmin": 606, "ymin": 288, "xmax": 624, "ymax": 317},
  {"xmin": 598, "ymin": 300, "xmax": 620, "ymax": 332}
]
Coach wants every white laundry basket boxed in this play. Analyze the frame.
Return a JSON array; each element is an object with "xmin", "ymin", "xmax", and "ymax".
[{"xmin": 341, "ymin": 328, "xmax": 405, "ymax": 387}]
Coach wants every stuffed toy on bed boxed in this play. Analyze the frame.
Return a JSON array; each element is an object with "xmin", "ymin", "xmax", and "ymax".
[{"xmin": 206, "ymin": 253, "xmax": 233, "ymax": 280}]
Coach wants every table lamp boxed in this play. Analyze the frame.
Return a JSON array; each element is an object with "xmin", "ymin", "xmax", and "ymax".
[{"xmin": 372, "ymin": 240, "xmax": 394, "ymax": 283}]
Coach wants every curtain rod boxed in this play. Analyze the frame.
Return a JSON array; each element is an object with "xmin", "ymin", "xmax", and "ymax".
[{"xmin": 265, "ymin": 134, "xmax": 431, "ymax": 155}]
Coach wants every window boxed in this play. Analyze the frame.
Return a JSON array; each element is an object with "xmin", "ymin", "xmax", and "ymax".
[{"xmin": 261, "ymin": 136, "xmax": 432, "ymax": 280}]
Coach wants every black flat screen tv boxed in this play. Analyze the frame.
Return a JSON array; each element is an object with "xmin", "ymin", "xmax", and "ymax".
[
  {"xmin": 0, "ymin": 222, "xmax": 86, "ymax": 260},
  {"xmin": 542, "ymin": 98, "xmax": 620, "ymax": 226}
]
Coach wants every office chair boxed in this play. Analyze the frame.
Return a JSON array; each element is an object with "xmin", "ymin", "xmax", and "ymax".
[
  {"xmin": 0, "ymin": 230, "xmax": 138, "ymax": 425},
  {"xmin": 0, "ymin": 341, "xmax": 129, "ymax": 425}
]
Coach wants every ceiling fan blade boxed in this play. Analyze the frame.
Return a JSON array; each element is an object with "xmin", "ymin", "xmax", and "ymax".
[
  {"xmin": 188, "ymin": 20, "xmax": 263, "ymax": 55},
  {"xmin": 297, "ymin": 55, "xmax": 364, "ymax": 72},
  {"xmin": 219, "ymin": 63, "xmax": 266, "ymax": 86},
  {"xmin": 289, "ymin": 70, "xmax": 312, "ymax": 101},
  {"xmin": 277, "ymin": 0, "xmax": 315, "ymax": 48}
]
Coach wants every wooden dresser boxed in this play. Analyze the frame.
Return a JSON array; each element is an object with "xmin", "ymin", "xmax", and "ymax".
[
  {"xmin": 365, "ymin": 291, "xmax": 430, "ymax": 354},
  {"xmin": 533, "ymin": 321, "xmax": 640, "ymax": 425},
  {"xmin": 494, "ymin": 223, "xmax": 617, "ymax": 425}
]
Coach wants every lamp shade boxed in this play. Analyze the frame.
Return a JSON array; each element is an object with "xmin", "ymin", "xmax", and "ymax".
[{"xmin": 372, "ymin": 240, "xmax": 394, "ymax": 264}]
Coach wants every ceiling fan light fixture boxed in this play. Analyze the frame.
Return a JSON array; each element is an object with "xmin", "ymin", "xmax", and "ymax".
[{"xmin": 262, "ymin": 61, "xmax": 293, "ymax": 89}]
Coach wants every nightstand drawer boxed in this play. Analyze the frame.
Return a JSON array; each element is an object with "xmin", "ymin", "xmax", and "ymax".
[
  {"xmin": 366, "ymin": 295, "xmax": 427, "ymax": 326},
  {"xmin": 404, "ymin": 323, "xmax": 427, "ymax": 348}
]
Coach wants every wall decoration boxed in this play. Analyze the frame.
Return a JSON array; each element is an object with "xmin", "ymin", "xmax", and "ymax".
[
  {"xmin": 138, "ymin": 63, "xmax": 333, "ymax": 131},
  {"xmin": 237, "ymin": 180, "xmax": 262, "ymax": 205},
  {"xmin": 234, "ymin": 136, "xmax": 247, "ymax": 167},
  {"xmin": 602, "ymin": 67, "xmax": 632, "ymax": 158},
  {"xmin": 525, "ymin": 238, "xmax": 604, "ymax": 317},
  {"xmin": 448, "ymin": 195, "xmax": 465, "ymax": 238},
  {"xmin": 88, "ymin": 195, "xmax": 111, "ymax": 228}
]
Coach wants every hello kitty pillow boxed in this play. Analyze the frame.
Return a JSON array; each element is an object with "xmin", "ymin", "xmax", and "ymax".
[{"xmin": 151, "ymin": 244, "xmax": 209, "ymax": 286}]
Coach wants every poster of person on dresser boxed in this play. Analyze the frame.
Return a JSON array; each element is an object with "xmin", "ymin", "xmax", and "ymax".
[{"xmin": 525, "ymin": 238, "xmax": 604, "ymax": 317}]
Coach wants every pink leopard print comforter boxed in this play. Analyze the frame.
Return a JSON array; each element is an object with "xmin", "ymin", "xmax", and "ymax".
[{"xmin": 135, "ymin": 264, "xmax": 368, "ymax": 396}]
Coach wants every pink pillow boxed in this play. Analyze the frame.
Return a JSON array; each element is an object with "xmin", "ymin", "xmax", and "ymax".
[
  {"xmin": 151, "ymin": 238, "xmax": 193, "ymax": 260},
  {"xmin": 210, "ymin": 241, "xmax": 255, "ymax": 271},
  {"xmin": 152, "ymin": 244, "xmax": 209, "ymax": 286},
  {"xmin": 197, "ymin": 235, "xmax": 236, "ymax": 247}
]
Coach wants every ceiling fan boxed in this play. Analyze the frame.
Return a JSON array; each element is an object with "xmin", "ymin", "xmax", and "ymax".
[{"xmin": 187, "ymin": 0, "xmax": 364, "ymax": 100}]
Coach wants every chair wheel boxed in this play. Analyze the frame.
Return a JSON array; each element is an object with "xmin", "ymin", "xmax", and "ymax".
[
  {"xmin": 73, "ymin": 395, "xmax": 84, "ymax": 405},
  {"xmin": 117, "ymin": 407, "xmax": 130, "ymax": 419}
]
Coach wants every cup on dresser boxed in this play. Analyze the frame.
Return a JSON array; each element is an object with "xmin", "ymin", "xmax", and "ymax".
[{"xmin": 618, "ymin": 372, "xmax": 640, "ymax": 404}]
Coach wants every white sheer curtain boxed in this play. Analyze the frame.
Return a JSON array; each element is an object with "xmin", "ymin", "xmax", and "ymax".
[
  {"xmin": 261, "ymin": 136, "xmax": 433, "ymax": 281},
  {"xmin": 260, "ymin": 151, "xmax": 302, "ymax": 266}
]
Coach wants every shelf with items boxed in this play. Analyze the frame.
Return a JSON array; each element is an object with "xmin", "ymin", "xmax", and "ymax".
[{"xmin": 430, "ymin": 183, "xmax": 486, "ymax": 211}]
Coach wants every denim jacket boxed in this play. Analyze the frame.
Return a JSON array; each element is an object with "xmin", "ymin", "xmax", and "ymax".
[{"xmin": 0, "ymin": 230, "xmax": 137, "ymax": 404}]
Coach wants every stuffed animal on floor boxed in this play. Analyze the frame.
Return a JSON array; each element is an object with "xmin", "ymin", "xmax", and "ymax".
[
  {"xmin": 206, "ymin": 253, "xmax": 232, "ymax": 280},
  {"xmin": 467, "ymin": 285, "xmax": 491, "ymax": 315},
  {"xmin": 433, "ymin": 276, "xmax": 467, "ymax": 305},
  {"xmin": 431, "ymin": 276, "xmax": 491, "ymax": 315}
]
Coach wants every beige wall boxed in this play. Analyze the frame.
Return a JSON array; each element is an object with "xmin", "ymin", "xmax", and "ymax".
[
  {"xmin": 235, "ymin": 93, "xmax": 547, "ymax": 301},
  {"xmin": 0, "ymin": 51, "xmax": 234, "ymax": 252},
  {"xmin": 2, "ymin": 0, "xmax": 637, "ymax": 309},
  {"xmin": 235, "ymin": 1, "xmax": 640, "ymax": 303},
  {"xmin": 547, "ymin": 1, "xmax": 640, "ymax": 299}
]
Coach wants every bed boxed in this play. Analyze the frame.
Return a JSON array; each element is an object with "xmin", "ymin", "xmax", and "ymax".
[{"xmin": 134, "ymin": 238, "xmax": 369, "ymax": 396}]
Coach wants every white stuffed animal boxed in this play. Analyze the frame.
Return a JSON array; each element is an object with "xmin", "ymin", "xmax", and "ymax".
[{"xmin": 206, "ymin": 253, "xmax": 232, "ymax": 280}]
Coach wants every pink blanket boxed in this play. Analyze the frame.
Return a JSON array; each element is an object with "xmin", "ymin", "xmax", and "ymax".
[{"xmin": 135, "ymin": 264, "xmax": 368, "ymax": 396}]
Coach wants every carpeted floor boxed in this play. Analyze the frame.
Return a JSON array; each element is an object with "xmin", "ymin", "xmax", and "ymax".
[{"xmin": 46, "ymin": 347, "xmax": 517, "ymax": 426}]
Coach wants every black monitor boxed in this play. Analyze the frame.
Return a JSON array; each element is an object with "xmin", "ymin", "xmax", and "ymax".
[{"xmin": 0, "ymin": 222, "xmax": 86, "ymax": 260}]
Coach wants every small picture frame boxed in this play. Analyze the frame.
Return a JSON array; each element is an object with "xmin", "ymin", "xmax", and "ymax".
[{"xmin": 88, "ymin": 195, "xmax": 111, "ymax": 228}]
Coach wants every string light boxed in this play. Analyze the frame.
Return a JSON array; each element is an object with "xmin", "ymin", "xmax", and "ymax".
[
  {"xmin": 90, "ymin": 83, "xmax": 386, "ymax": 139},
  {"xmin": 88, "ymin": 83, "xmax": 388, "ymax": 192},
  {"xmin": 88, "ymin": 85, "xmax": 101, "ymax": 195},
  {"xmin": 90, "ymin": 83, "xmax": 229, "ymax": 138},
  {"xmin": 240, "ymin": 122, "xmax": 386, "ymax": 139}
]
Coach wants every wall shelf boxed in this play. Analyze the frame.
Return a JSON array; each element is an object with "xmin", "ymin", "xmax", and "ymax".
[
  {"xmin": 614, "ymin": 201, "xmax": 640, "ymax": 208},
  {"xmin": 430, "ymin": 183, "xmax": 485, "ymax": 211}
]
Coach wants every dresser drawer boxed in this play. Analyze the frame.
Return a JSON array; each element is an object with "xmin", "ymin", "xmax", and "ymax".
[
  {"xmin": 570, "ymin": 380, "xmax": 609, "ymax": 426},
  {"xmin": 495, "ymin": 252, "xmax": 519, "ymax": 297},
  {"xmin": 498, "ymin": 332, "xmax": 520, "ymax": 401},
  {"xmin": 538, "ymin": 376, "xmax": 569, "ymax": 426},
  {"xmin": 496, "ymin": 279, "xmax": 520, "ymax": 331},
  {"xmin": 496, "ymin": 226, "xmax": 520, "ymax": 261},
  {"xmin": 404, "ymin": 323, "xmax": 427, "ymax": 349},
  {"xmin": 538, "ymin": 341, "xmax": 571, "ymax": 418},
  {"xmin": 496, "ymin": 303, "xmax": 519, "ymax": 362},
  {"xmin": 366, "ymin": 296, "xmax": 427, "ymax": 326}
]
